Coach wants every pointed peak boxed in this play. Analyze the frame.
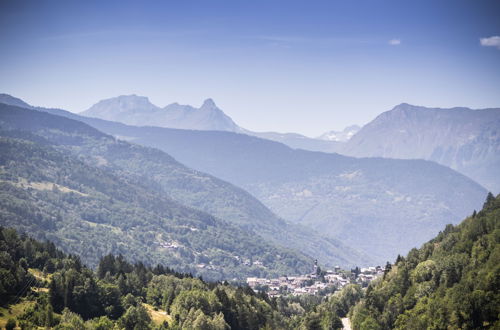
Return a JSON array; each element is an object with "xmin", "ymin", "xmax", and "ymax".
[
  {"xmin": 201, "ymin": 98, "xmax": 217, "ymax": 109},
  {"xmin": 392, "ymin": 103, "xmax": 422, "ymax": 111},
  {"xmin": 393, "ymin": 102, "xmax": 411, "ymax": 109}
]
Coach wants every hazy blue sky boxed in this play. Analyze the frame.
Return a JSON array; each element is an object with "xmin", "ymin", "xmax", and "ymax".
[{"xmin": 1, "ymin": 0, "xmax": 499, "ymax": 136}]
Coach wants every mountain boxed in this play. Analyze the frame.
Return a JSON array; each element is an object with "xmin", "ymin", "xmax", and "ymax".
[
  {"xmin": 4, "ymin": 95, "xmax": 487, "ymax": 264},
  {"xmin": 317, "ymin": 125, "xmax": 360, "ymax": 142},
  {"xmin": 256, "ymin": 125, "xmax": 362, "ymax": 153},
  {"xmin": 0, "ymin": 102, "xmax": 371, "ymax": 269},
  {"xmin": 0, "ymin": 123, "xmax": 318, "ymax": 281},
  {"xmin": 350, "ymin": 193, "xmax": 500, "ymax": 329},
  {"xmin": 244, "ymin": 130, "xmax": 342, "ymax": 153},
  {"xmin": 342, "ymin": 103, "xmax": 500, "ymax": 193},
  {"xmin": 73, "ymin": 121, "xmax": 487, "ymax": 264},
  {"xmin": 81, "ymin": 95, "xmax": 240, "ymax": 132},
  {"xmin": 81, "ymin": 96, "xmax": 500, "ymax": 192},
  {"xmin": 82, "ymin": 94, "xmax": 346, "ymax": 152}
]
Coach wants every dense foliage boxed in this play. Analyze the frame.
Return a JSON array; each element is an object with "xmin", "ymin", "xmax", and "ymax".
[
  {"xmin": 350, "ymin": 193, "xmax": 500, "ymax": 329},
  {"xmin": 0, "ymin": 227, "xmax": 349, "ymax": 329},
  {"xmin": 0, "ymin": 227, "xmax": 63, "ymax": 303}
]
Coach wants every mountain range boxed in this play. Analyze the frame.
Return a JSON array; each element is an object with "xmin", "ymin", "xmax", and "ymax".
[
  {"xmin": 0, "ymin": 94, "xmax": 488, "ymax": 264},
  {"xmin": 70, "ymin": 120, "xmax": 485, "ymax": 262},
  {"xmin": 77, "ymin": 95, "xmax": 500, "ymax": 193},
  {"xmin": 81, "ymin": 95, "xmax": 240, "ymax": 132},
  {"xmin": 78, "ymin": 94, "xmax": 345, "ymax": 153}
]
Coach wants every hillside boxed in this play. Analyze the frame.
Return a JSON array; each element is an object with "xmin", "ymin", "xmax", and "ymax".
[
  {"xmin": 0, "ymin": 132, "xmax": 318, "ymax": 280},
  {"xmin": 31, "ymin": 104, "xmax": 489, "ymax": 263},
  {"xmin": 350, "ymin": 193, "xmax": 500, "ymax": 329},
  {"xmin": 0, "ymin": 227, "xmax": 348, "ymax": 329},
  {"xmin": 342, "ymin": 103, "xmax": 500, "ymax": 193},
  {"xmin": 0, "ymin": 102, "xmax": 371, "ymax": 269}
]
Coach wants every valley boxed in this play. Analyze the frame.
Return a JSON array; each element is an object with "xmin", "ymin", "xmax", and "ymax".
[
  {"xmin": 18, "ymin": 94, "xmax": 485, "ymax": 263},
  {"xmin": 1, "ymin": 1, "xmax": 498, "ymax": 329}
]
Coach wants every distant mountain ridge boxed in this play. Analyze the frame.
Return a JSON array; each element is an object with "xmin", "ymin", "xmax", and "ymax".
[
  {"xmin": 243, "ymin": 130, "xmax": 343, "ymax": 153},
  {"xmin": 0, "ymin": 93, "xmax": 32, "ymax": 109},
  {"xmin": 79, "ymin": 96, "xmax": 500, "ymax": 193},
  {"xmin": 80, "ymin": 94, "xmax": 345, "ymax": 152},
  {"xmin": 317, "ymin": 125, "xmax": 360, "ymax": 142},
  {"xmin": 341, "ymin": 103, "xmax": 500, "ymax": 193},
  {"xmin": 23, "ymin": 93, "xmax": 500, "ymax": 192},
  {"xmin": 81, "ymin": 95, "xmax": 240, "ymax": 132}
]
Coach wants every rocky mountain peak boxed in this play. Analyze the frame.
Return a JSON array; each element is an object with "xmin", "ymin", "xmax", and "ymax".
[{"xmin": 201, "ymin": 98, "xmax": 217, "ymax": 109}]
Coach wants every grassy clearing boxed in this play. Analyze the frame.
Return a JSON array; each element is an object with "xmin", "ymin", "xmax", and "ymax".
[
  {"xmin": 0, "ymin": 270, "xmax": 51, "ymax": 329},
  {"xmin": 4, "ymin": 178, "xmax": 88, "ymax": 196},
  {"xmin": 28, "ymin": 268, "xmax": 50, "ymax": 281},
  {"xmin": 143, "ymin": 303, "xmax": 171, "ymax": 326},
  {"xmin": 0, "ymin": 300, "xmax": 34, "ymax": 329}
]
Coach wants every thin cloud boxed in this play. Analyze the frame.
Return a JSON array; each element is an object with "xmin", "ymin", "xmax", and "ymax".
[
  {"xmin": 249, "ymin": 35, "xmax": 380, "ymax": 47},
  {"xmin": 388, "ymin": 39, "xmax": 401, "ymax": 46},
  {"xmin": 40, "ymin": 29, "xmax": 205, "ymax": 42},
  {"xmin": 480, "ymin": 36, "xmax": 500, "ymax": 49},
  {"xmin": 250, "ymin": 35, "xmax": 407, "ymax": 48}
]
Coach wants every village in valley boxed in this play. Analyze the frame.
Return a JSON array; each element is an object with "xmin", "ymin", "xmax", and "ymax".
[{"xmin": 246, "ymin": 260, "xmax": 387, "ymax": 297}]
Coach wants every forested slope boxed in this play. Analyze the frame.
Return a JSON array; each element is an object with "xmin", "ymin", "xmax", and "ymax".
[
  {"xmin": 350, "ymin": 193, "xmax": 500, "ymax": 329},
  {"xmin": 0, "ymin": 102, "xmax": 371, "ymax": 267},
  {"xmin": 0, "ymin": 227, "xmax": 348, "ymax": 329},
  {"xmin": 0, "ymin": 132, "xmax": 313, "ymax": 280}
]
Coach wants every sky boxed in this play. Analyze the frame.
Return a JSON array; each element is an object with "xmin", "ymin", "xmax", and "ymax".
[{"xmin": 1, "ymin": 0, "xmax": 500, "ymax": 136}]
